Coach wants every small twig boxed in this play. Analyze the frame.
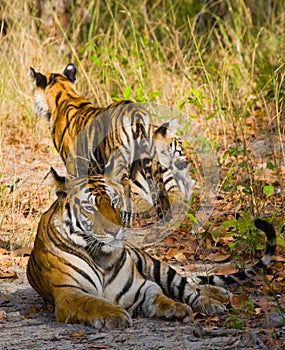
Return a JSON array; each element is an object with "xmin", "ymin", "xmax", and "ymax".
[{"xmin": 192, "ymin": 326, "xmax": 243, "ymax": 338}]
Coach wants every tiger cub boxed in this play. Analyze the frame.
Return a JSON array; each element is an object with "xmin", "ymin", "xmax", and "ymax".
[
  {"xmin": 154, "ymin": 119, "xmax": 195, "ymax": 202},
  {"xmin": 27, "ymin": 168, "xmax": 276, "ymax": 329},
  {"xmin": 29, "ymin": 64, "xmax": 194, "ymax": 223}
]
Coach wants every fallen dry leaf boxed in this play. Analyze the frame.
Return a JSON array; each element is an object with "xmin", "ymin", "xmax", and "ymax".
[
  {"xmin": 165, "ymin": 236, "xmax": 177, "ymax": 245},
  {"xmin": 230, "ymin": 294, "xmax": 250, "ymax": 310},
  {"xmin": 165, "ymin": 248, "xmax": 181, "ymax": 260},
  {"xmin": 0, "ymin": 310, "xmax": 7, "ymax": 320},
  {"xmin": 272, "ymin": 255, "xmax": 285, "ymax": 262},
  {"xmin": 174, "ymin": 252, "xmax": 187, "ymax": 262},
  {"xmin": 276, "ymin": 271, "xmax": 285, "ymax": 282},
  {"xmin": 273, "ymin": 262, "xmax": 284, "ymax": 270},
  {"xmin": 29, "ymin": 305, "xmax": 38, "ymax": 314},
  {"xmin": 216, "ymin": 263, "xmax": 239, "ymax": 275},
  {"xmin": 205, "ymin": 252, "xmax": 232, "ymax": 263},
  {"xmin": 205, "ymin": 239, "xmax": 212, "ymax": 249},
  {"xmin": 70, "ymin": 333, "xmax": 85, "ymax": 338},
  {"xmin": 265, "ymin": 274, "xmax": 274, "ymax": 282},
  {"xmin": 206, "ymin": 316, "xmax": 220, "ymax": 323},
  {"xmin": 193, "ymin": 312, "xmax": 207, "ymax": 322},
  {"xmin": 0, "ymin": 268, "xmax": 18, "ymax": 280},
  {"xmin": 255, "ymin": 307, "xmax": 262, "ymax": 315},
  {"xmin": 213, "ymin": 253, "xmax": 231, "ymax": 262},
  {"xmin": 274, "ymin": 280, "xmax": 285, "ymax": 294},
  {"xmin": 21, "ymin": 314, "xmax": 31, "ymax": 319},
  {"xmin": 0, "ymin": 293, "xmax": 10, "ymax": 306},
  {"xmin": 256, "ymin": 297, "xmax": 278, "ymax": 313}
]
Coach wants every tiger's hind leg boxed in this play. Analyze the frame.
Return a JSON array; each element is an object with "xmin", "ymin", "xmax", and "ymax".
[
  {"xmin": 186, "ymin": 284, "xmax": 231, "ymax": 315},
  {"xmin": 142, "ymin": 157, "xmax": 172, "ymax": 222},
  {"xmin": 127, "ymin": 280, "xmax": 191, "ymax": 320},
  {"xmin": 127, "ymin": 245, "xmax": 231, "ymax": 316},
  {"xmin": 156, "ymin": 161, "xmax": 172, "ymax": 221},
  {"xmin": 152, "ymin": 158, "xmax": 172, "ymax": 222},
  {"xmin": 54, "ymin": 287, "xmax": 132, "ymax": 330},
  {"xmin": 121, "ymin": 174, "xmax": 134, "ymax": 227}
]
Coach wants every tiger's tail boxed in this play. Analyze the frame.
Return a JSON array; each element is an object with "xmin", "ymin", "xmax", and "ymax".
[{"xmin": 194, "ymin": 219, "xmax": 276, "ymax": 286}]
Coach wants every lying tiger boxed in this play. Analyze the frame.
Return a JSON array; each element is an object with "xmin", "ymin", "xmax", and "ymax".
[
  {"xmin": 29, "ymin": 64, "xmax": 195, "ymax": 223},
  {"xmin": 27, "ymin": 168, "xmax": 276, "ymax": 329}
]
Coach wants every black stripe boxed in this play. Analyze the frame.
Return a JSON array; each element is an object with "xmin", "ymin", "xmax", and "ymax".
[
  {"xmin": 48, "ymin": 254, "xmax": 100, "ymax": 290},
  {"xmin": 164, "ymin": 176, "xmax": 174, "ymax": 186},
  {"xmin": 178, "ymin": 277, "xmax": 187, "ymax": 301},
  {"xmin": 186, "ymin": 289, "xmax": 200, "ymax": 307},
  {"xmin": 46, "ymin": 203, "xmax": 103, "ymax": 285},
  {"xmin": 197, "ymin": 275, "xmax": 214, "ymax": 285},
  {"xmin": 105, "ymin": 249, "xmax": 127, "ymax": 285},
  {"xmin": 55, "ymin": 91, "xmax": 62, "ymax": 107},
  {"xmin": 131, "ymin": 249, "xmax": 144, "ymax": 275},
  {"xmin": 132, "ymin": 179, "xmax": 147, "ymax": 192},
  {"xmin": 51, "ymin": 284, "xmax": 90, "ymax": 294},
  {"xmin": 77, "ymin": 101, "xmax": 92, "ymax": 109},
  {"xmin": 167, "ymin": 267, "xmax": 176, "ymax": 295},
  {"xmin": 130, "ymin": 280, "xmax": 147, "ymax": 317},
  {"xmin": 152, "ymin": 257, "xmax": 161, "ymax": 286},
  {"xmin": 115, "ymin": 264, "xmax": 134, "ymax": 303}
]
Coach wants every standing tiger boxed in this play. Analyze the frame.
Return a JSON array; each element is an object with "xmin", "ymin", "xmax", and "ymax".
[
  {"xmin": 29, "ymin": 64, "xmax": 195, "ymax": 223},
  {"xmin": 27, "ymin": 168, "xmax": 276, "ymax": 329}
]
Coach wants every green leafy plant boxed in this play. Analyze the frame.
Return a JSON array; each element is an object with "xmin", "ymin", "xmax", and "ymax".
[
  {"xmin": 223, "ymin": 213, "xmax": 267, "ymax": 258},
  {"xmin": 111, "ymin": 85, "xmax": 160, "ymax": 103},
  {"xmin": 224, "ymin": 308, "xmax": 244, "ymax": 329}
]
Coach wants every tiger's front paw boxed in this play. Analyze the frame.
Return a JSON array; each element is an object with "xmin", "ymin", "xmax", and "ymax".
[
  {"xmin": 191, "ymin": 285, "xmax": 232, "ymax": 315},
  {"xmin": 153, "ymin": 294, "xmax": 192, "ymax": 320},
  {"xmin": 55, "ymin": 295, "xmax": 132, "ymax": 330},
  {"xmin": 88, "ymin": 307, "xmax": 132, "ymax": 330}
]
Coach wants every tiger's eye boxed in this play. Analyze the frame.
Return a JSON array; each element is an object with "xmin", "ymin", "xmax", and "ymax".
[{"xmin": 84, "ymin": 205, "xmax": 96, "ymax": 213}]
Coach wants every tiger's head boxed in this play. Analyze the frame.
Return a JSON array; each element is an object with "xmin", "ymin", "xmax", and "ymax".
[
  {"xmin": 154, "ymin": 119, "xmax": 190, "ymax": 169},
  {"xmin": 29, "ymin": 63, "xmax": 77, "ymax": 120},
  {"xmin": 50, "ymin": 168, "xmax": 126, "ymax": 254},
  {"xmin": 154, "ymin": 119, "xmax": 195, "ymax": 200}
]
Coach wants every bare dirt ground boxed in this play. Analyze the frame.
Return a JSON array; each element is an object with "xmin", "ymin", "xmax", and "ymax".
[{"xmin": 0, "ymin": 254, "xmax": 284, "ymax": 350}]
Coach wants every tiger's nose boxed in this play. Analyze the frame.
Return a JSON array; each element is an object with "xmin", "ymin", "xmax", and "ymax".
[{"xmin": 105, "ymin": 225, "xmax": 123, "ymax": 237}]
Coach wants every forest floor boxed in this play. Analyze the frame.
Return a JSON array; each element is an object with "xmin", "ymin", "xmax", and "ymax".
[
  {"xmin": 0, "ymin": 255, "xmax": 284, "ymax": 350},
  {"xmin": 1, "ymin": 119, "xmax": 285, "ymax": 350}
]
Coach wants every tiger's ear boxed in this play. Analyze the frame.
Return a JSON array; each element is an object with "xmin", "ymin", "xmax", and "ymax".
[
  {"xmin": 50, "ymin": 167, "xmax": 67, "ymax": 199},
  {"xmin": 155, "ymin": 118, "xmax": 179, "ymax": 139},
  {"xmin": 63, "ymin": 63, "xmax": 77, "ymax": 83},
  {"xmin": 29, "ymin": 67, "xmax": 47, "ymax": 89}
]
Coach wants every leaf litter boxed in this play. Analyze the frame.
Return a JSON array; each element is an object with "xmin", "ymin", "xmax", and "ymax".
[{"xmin": 1, "ymin": 104, "xmax": 285, "ymax": 348}]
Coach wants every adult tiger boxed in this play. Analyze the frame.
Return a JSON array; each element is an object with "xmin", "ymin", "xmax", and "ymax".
[
  {"xmin": 27, "ymin": 168, "xmax": 276, "ymax": 329},
  {"xmin": 29, "ymin": 64, "xmax": 194, "ymax": 223}
]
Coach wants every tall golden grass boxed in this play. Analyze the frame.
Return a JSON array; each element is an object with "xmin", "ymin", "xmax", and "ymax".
[{"xmin": 0, "ymin": 0, "xmax": 285, "ymax": 248}]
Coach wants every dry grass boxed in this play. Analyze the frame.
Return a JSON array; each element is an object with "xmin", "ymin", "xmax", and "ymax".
[{"xmin": 0, "ymin": 0, "xmax": 285, "ymax": 252}]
